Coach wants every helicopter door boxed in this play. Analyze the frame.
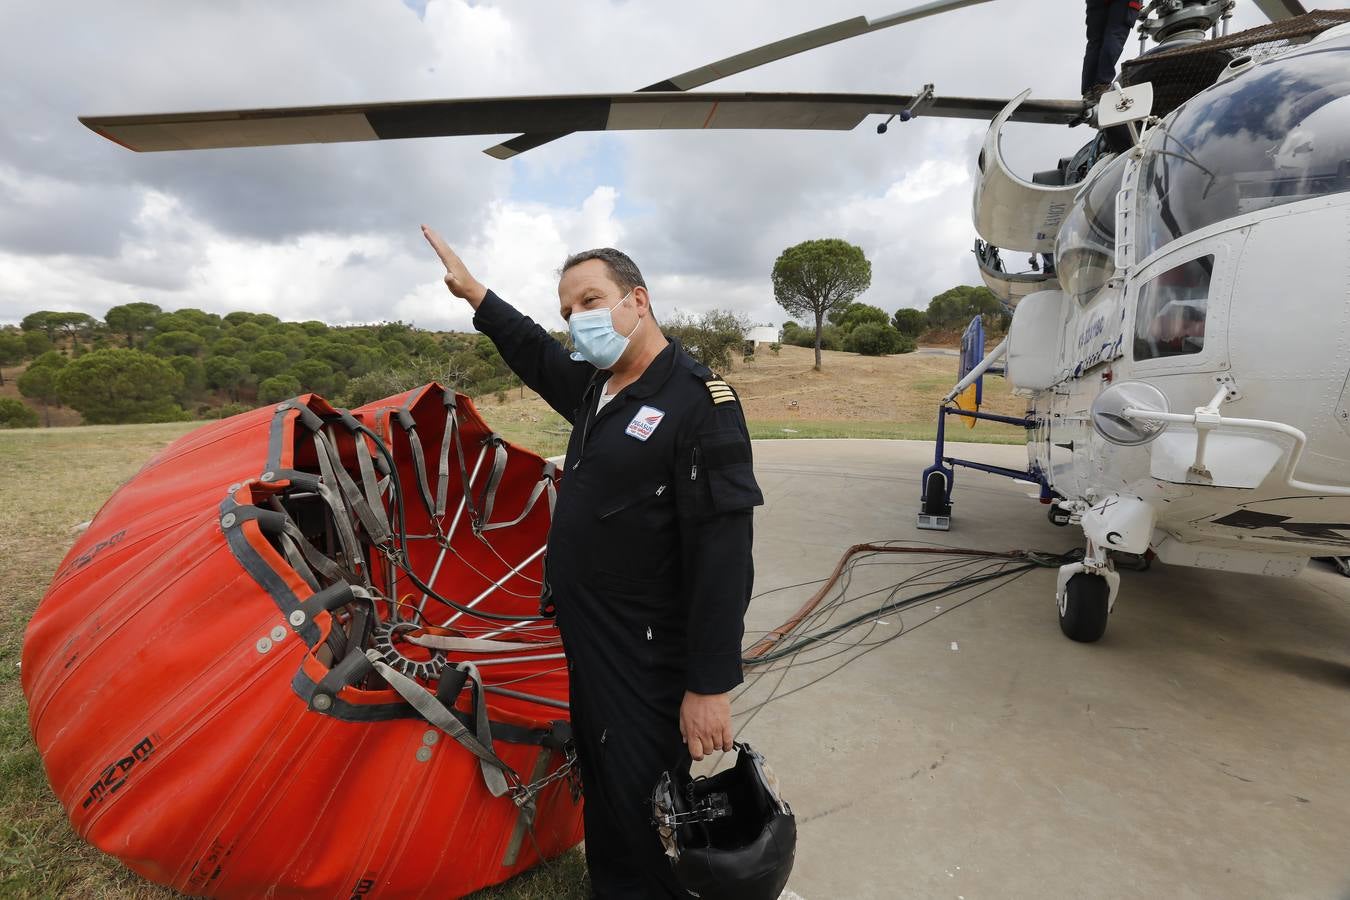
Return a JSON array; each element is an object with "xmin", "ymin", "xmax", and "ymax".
[{"xmin": 972, "ymin": 90, "xmax": 1091, "ymax": 254}]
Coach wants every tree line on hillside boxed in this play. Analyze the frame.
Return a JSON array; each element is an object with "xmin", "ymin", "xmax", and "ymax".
[
  {"xmin": 0, "ymin": 302, "xmax": 766, "ymax": 428},
  {"xmin": 1, "ymin": 259, "xmax": 1007, "ymax": 428},
  {"xmin": 780, "ymin": 284, "xmax": 1009, "ymax": 356},
  {"xmin": 1, "ymin": 304, "xmax": 525, "ymax": 428},
  {"xmin": 771, "ymin": 237, "xmax": 1007, "ymax": 371}
]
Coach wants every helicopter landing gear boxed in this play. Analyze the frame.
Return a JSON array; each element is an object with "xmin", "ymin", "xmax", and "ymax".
[
  {"xmin": 917, "ymin": 468, "xmax": 952, "ymax": 531},
  {"xmin": 1055, "ymin": 544, "xmax": 1120, "ymax": 643},
  {"xmin": 1047, "ymin": 501, "xmax": 1074, "ymax": 527}
]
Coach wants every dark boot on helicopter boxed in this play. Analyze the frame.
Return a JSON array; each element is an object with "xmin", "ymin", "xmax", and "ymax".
[{"xmin": 1082, "ymin": 0, "xmax": 1143, "ymax": 99}]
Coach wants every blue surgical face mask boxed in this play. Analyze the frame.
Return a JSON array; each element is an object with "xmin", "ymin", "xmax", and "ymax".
[{"xmin": 568, "ymin": 290, "xmax": 641, "ymax": 369}]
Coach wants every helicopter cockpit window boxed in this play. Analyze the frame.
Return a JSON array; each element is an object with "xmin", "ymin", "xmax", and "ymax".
[
  {"xmin": 1137, "ymin": 34, "xmax": 1350, "ymax": 260},
  {"xmin": 1055, "ymin": 153, "xmax": 1127, "ymax": 306},
  {"xmin": 1133, "ymin": 254, "xmax": 1214, "ymax": 361}
]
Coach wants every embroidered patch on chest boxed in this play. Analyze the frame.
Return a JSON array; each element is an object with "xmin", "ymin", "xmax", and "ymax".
[{"xmin": 625, "ymin": 405, "xmax": 665, "ymax": 441}]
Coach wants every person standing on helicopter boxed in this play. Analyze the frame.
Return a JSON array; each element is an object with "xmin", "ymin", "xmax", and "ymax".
[{"xmin": 1082, "ymin": 0, "xmax": 1143, "ymax": 101}]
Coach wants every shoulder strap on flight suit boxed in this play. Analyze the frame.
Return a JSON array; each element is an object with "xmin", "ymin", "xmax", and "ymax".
[{"xmin": 703, "ymin": 372, "xmax": 739, "ymax": 406}]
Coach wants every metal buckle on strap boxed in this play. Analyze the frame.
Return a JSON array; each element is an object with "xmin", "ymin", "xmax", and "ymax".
[{"xmin": 654, "ymin": 792, "xmax": 733, "ymax": 828}]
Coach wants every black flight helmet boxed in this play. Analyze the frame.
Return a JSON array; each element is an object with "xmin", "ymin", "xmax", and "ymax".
[{"xmin": 651, "ymin": 741, "xmax": 797, "ymax": 900}]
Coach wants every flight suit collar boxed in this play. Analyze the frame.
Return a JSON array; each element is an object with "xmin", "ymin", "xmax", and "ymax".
[
  {"xmin": 588, "ymin": 336, "xmax": 683, "ymax": 423},
  {"xmin": 624, "ymin": 336, "xmax": 681, "ymax": 400}
]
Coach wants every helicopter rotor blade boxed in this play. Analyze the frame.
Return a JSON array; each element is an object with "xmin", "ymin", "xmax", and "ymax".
[
  {"xmin": 80, "ymin": 91, "xmax": 1083, "ymax": 153},
  {"xmin": 483, "ymin": 0, "xmax": 996, "ymax": 159},
  {"xmin": 1249, "ymin": 0, "xmax": 1307, "ymax": 21}
]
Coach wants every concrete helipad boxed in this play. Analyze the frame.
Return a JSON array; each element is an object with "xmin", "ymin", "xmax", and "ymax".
[{"xmin": 732, "ymin": 440, "xmax": 1350, "ymax": 900}]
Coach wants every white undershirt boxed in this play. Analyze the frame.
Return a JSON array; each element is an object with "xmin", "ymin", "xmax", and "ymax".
[{"xmin": 595, "ymin": 378, "xmax": 618, "ymax": 413}]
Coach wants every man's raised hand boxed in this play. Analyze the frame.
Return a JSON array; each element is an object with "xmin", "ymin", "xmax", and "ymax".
[{"xmin": 421, "ymin": 224, "xmax": 487, "ymax": 308}]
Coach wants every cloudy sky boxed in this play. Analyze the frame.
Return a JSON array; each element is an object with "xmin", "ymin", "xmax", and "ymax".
[{"xmin": 0, "ymin": 0, "xmax": 1274, "ymax": 333}]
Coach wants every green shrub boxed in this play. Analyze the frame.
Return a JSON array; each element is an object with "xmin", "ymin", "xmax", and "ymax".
[
  {"xmin": 844, "ymin": 323, "xmax": 913, "ymax": 356},
  {"xmin": 203, "ymin": 402, "xmax": 252, "ymax": 419},
  {"xmin": 258, "ymin": 374, "xmax": 303, "ymax": 404},
  {"xmin": 830, "ymin": 302, "xmax": 891, "ymax": 333},
  {"xmin": 0, "ymin": 397, "xmax": 38, "ymax": 428},
  {"xmin": 53, "ymin": 348, "xmax": 187, "ymax": 424},
  {"xmin": 662, "ymin": 310, "xmax": 750, "ymax": 372},
  {"xmin": 892, "ymin": 307, "xmax": 927, "ymax": 338}
]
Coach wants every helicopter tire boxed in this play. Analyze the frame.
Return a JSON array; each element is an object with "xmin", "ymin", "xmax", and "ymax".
[
  {"xmin": 922, "ymin": 471, "xmax": 950, "ymax": 517},
  {"xmin": 1058, "ymin": 572, "xmax": 1110, "ymax": 643}
]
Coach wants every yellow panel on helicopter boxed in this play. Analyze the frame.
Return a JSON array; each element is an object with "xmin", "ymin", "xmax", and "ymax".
[{"xmin": 955, "ymin": 383, "xmax": 979, "ymax": 429}]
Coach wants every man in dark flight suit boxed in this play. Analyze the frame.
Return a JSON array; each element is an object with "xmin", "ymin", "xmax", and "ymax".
[{"xmin": 422, "ymin": 225, "xmax": 762, "ymax": 898}]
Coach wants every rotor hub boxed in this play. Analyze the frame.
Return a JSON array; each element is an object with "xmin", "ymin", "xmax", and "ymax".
[{"xmin": 1139, "ymin": 0, "xmax": 1234, "ymax": 45}]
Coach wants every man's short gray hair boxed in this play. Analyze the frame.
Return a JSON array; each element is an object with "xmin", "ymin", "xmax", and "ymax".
[{"xmin": 560, "ymin": 248, "xmax": 647, "ymax": 295}]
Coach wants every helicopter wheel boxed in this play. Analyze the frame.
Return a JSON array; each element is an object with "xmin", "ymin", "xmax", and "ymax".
[
  {"xmin": 922, "ymin": 470, "xmax": 950, "ymax": 517},
  {"xmin": 1058, "ymin": 573, "xmax": 1110, "ymax": 643}
]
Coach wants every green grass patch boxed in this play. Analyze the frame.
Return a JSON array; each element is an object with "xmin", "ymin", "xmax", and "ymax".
[
  {"xmin": 0, "ymin": 424, "xmax": 198, "ymax": 898},
  {"xmin": 472, "ymin": 850, "xmax": 590, "ymax": 899},
  {"xmin": 747, "ymin": 418, "xmax": 1025, "ymax": 445},
  {"xmin": 907, "ymin": 377, "xmax": 955, "ymax": 394}
]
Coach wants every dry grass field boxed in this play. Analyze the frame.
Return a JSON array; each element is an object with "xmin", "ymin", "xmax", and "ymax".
[{"xmin": 0, "ymin": 344, "xmax": 1024, "ymax": 898}]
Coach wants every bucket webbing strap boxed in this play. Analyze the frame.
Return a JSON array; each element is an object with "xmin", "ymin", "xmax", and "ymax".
[
  {"xmin": 242, "ymin": 506, "xmax": 350, "ymax": 586},
  {"xmin": 351, "ymin": 427, "xmax": 392, "ymax": 541},
  {"xmin": 304, "ymin": 443, "xmax": 364, "ymax": 581},
  {"xmin": 366, "ymin": 652, "xmax": 514, "ymax": 797},
  {"xmin": 435, "ymin": 400, "xmax": 463, "ymax": 518},
  {"xmin": 473, "ymin": 438, "xmax": 510, "ymax": 532},
  {"xmin": 407, "ymin": 634, "xmax": 561, "ymax": 653},
  {"xmin": 316, "ymin": 428, "xmax": 390, "ymax": 547},
  {"xmin": 478, "ymin": 461, "xmax": 557, "ymax": 534},
  {"xmin": 276, "ymin": 532, "xmax": 321, "ymax": 592},
  {"xmin": 396, "ymin": 410, "xmax": 439, "ymax": 524}
]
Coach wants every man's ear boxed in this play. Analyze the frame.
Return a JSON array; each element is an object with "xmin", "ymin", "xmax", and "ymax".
[{"xmin": 633, "ymin": 285, "xmax": 651, "ymax": 314}]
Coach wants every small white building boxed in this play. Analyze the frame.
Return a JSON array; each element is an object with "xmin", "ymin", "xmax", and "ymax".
[{"xmin": 746, "ymin": 325, "xmax": 781, "ymax": 345}]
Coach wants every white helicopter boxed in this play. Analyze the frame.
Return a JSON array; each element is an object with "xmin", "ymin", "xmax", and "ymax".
[
  {"xmin": 927, "ymin": 0, "xmax": 1350, "ymax": 642},
  {"xmin": 79, "ymin": 0, "xmax": 1350, "ymax": 645}
]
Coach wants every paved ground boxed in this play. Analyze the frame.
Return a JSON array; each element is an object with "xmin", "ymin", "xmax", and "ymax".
[{"xmin": 729, "ymin": 440, "xmax": 1350, "ymax": 900}]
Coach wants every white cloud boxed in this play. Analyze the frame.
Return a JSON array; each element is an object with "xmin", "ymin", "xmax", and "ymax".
[
  {"xmin": 395, "ymin": 185, "xmax": 626, "ymax": 331},
  {"xmin": 0, "ymin": 0, "xmax": 1285, "ymax": 328}
]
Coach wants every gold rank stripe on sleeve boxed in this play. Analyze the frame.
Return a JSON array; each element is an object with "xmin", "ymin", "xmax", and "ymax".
[{"xmin": 705, "ymin": 378, "xmax": 737, "ymax": 404}]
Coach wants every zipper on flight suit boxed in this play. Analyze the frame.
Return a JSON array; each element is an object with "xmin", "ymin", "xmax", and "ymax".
[
  {"xmin": 597, "ymin": 483, "xmax": 668, "ymax": 520},
  {"xmin": 573, "ymin": 411, "xmax": 592, "ymax": 471},
  {"xmin": 572, "ymin": 380, "xmax": 601, "ymax": 471},
  {"xmin": 689, "ymin": 446, "xmax": 699, "ymax": 481}
]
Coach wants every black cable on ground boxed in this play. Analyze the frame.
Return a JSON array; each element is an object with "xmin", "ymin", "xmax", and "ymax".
[{"xmin": 729, "ymin": 544, "xmax": 1078, "ymax": 735}]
